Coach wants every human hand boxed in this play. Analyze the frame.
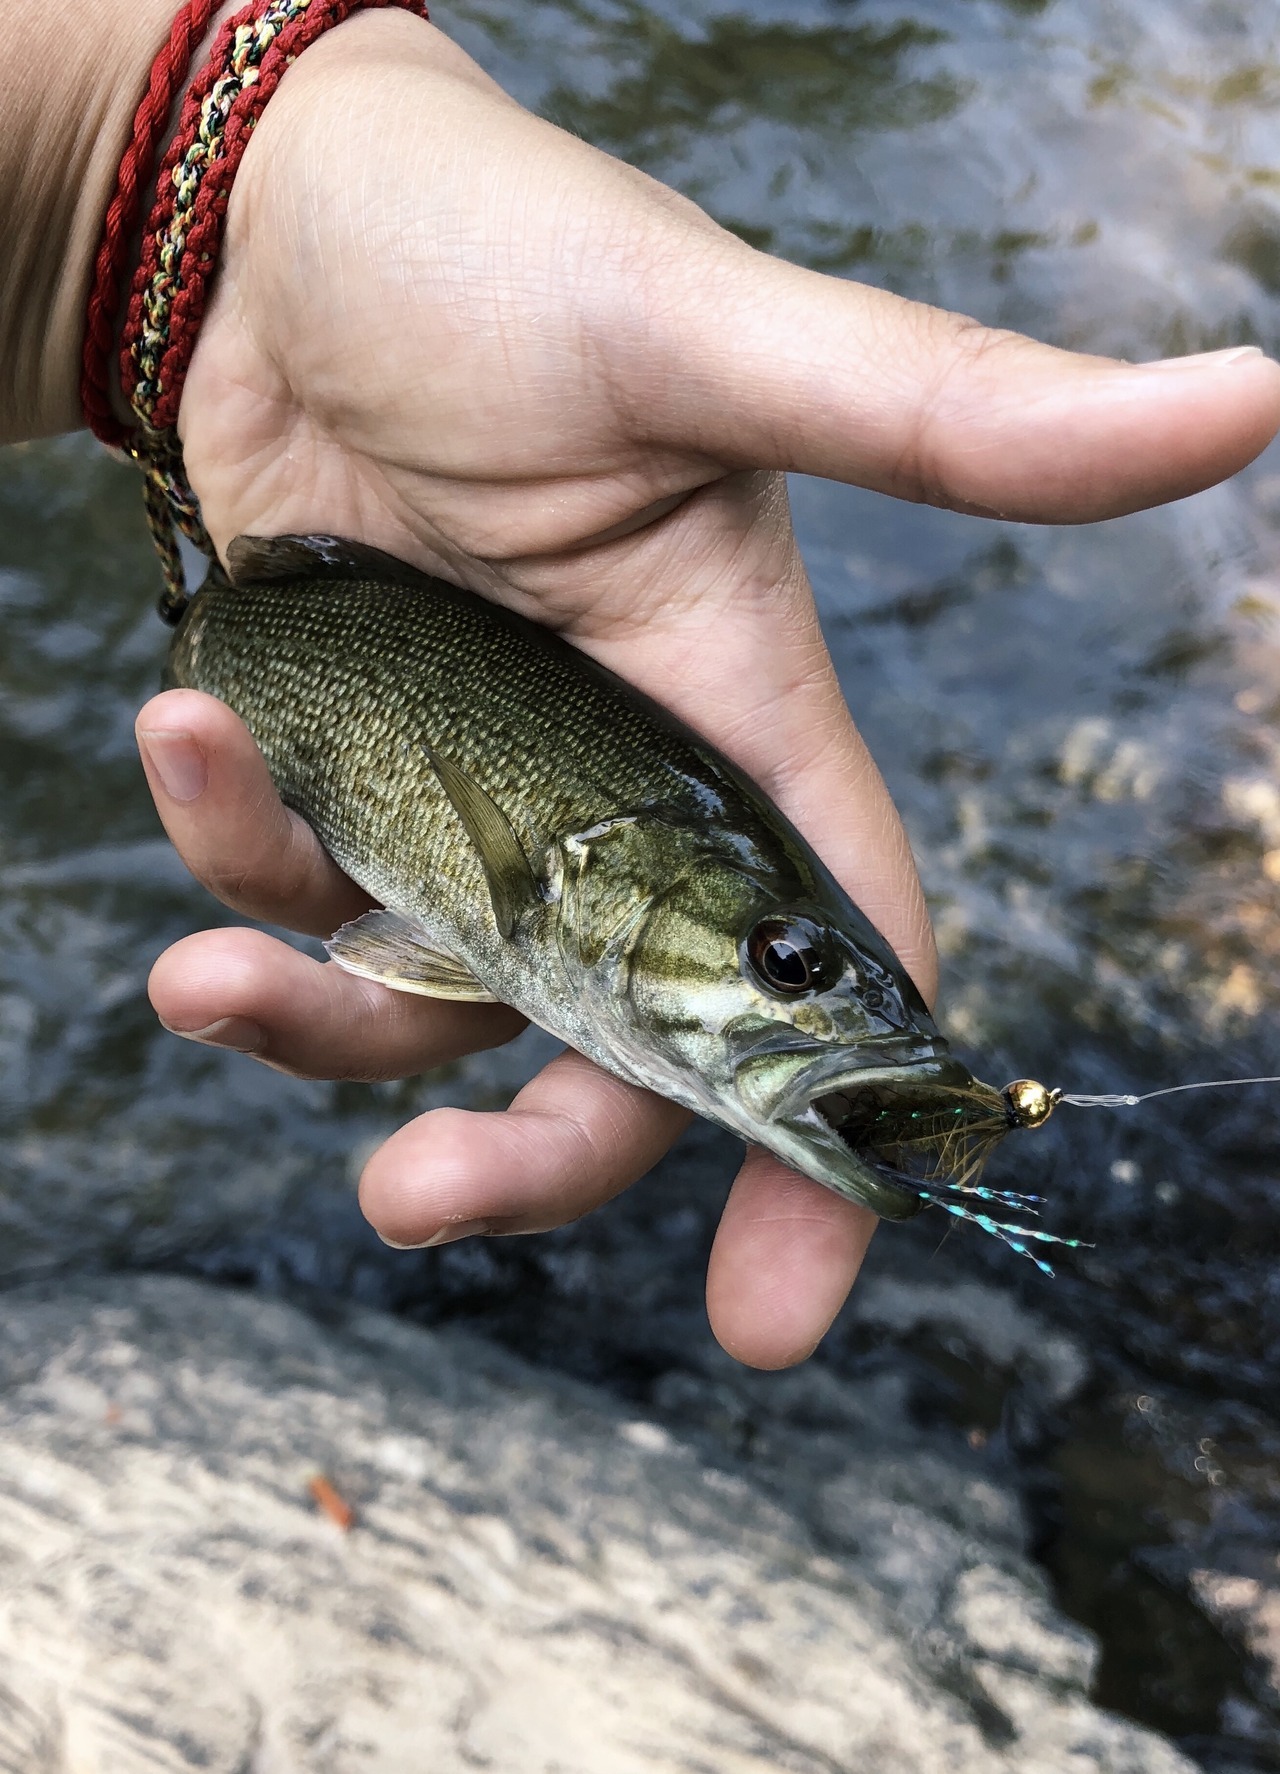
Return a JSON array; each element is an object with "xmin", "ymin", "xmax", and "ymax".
[{"xmin": 137, "ymin": 11, "xmax": 1280, "ymax": 1367}]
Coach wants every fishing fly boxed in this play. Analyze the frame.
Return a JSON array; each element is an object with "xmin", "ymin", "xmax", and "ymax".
[{"xmin": 884, "ymin": 1073, "xmax": 1280, "ymax": 1276}]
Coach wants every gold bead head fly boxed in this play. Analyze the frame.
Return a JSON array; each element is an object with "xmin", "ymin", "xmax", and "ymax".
[{"xmin": 1002, "ymin": 1078, "xmax": 1062, "ymax": 1129}]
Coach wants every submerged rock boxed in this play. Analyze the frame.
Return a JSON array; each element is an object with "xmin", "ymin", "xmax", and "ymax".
[{"xmin": 0, "ymin": 1274, "xmax": 1195, "ymax": 1774}]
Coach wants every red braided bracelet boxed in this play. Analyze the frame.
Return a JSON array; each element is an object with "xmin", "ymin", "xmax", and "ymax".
[
  {"xmin": 81, "ymin": 0, "xmax": 430, "ymax": 622},
  {"xmin": 80, "ymin": 0, "xmax": 221, "ymax": 449}
]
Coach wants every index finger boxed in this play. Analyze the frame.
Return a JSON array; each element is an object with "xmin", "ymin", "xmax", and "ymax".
[{"xmin": 137, "ymin": 688, "xmax": 372, "ymax": 936}]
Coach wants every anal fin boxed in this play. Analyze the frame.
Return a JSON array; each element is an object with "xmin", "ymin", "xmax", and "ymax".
[{"xmin": 326, "ymin": 909, "xmax": 499, "ymax": 1002}]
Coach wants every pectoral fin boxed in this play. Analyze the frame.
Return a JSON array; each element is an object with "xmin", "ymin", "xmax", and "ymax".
[
  {"xmin": 420, "ymin": 743, "xmax": 539, "ymax": 939},
  {"xmin": 326, "ymin": 909, "xmax": 498, "ymax": 1002}
]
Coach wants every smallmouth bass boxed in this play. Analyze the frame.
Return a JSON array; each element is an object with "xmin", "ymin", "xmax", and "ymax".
[{"xmin": 166, "ymin": 535, "xmax": 1074, "ymax": 1264}]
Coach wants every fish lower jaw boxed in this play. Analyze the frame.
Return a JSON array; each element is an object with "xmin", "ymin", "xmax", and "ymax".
[{"xmin": 750, "ymin": 1107, "xmax": 925, "ymax": 1221}]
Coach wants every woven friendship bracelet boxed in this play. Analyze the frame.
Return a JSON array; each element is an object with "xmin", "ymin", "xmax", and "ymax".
[
  {"xmin": 82, "ymin": 0, "xmax": 430, "ymax": 622},
  {"xmin": 80, "ymin": 0, "xmax": 222, "ymax": 450}
]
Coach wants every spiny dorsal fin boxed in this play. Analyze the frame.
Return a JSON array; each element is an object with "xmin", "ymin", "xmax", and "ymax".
[
  {"xmin": 421, "ymin": 743, "xmax": 539, "ymax": 940},
  {"xmin": 227, "ymin": 534, "xmax": 429, "ymax": 589},
  {"xmin": 326, "ymin": 909, "xmax": 498, "ymax": 1002}
]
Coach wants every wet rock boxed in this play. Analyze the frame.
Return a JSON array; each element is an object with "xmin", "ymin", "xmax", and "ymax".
[
  {"xmin": 1190, "ymin": 1564, "xmax": 1280, "ymax": 1703},
  {"xmin": 949, "ymin": 1564, "xmax": 1099, "ymax": 1691},
  {"xmin": 849, "ymin": 1274, "xmax": 1091, "ymax": 1411},
  {"xmin": 0, "ymin": 1274, "xmax": 1195, "ymax": 1774}
]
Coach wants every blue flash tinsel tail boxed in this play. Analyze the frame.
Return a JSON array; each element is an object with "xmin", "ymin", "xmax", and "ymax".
[{"xmin": 913, "ymin": 1187, "xmax": 1088, "ymax": 1277}]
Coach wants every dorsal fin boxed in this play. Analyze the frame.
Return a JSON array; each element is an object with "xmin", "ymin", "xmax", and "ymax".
[{"xmin": 226, "ymin": 533, "xmax": 428, "ymax": 589}]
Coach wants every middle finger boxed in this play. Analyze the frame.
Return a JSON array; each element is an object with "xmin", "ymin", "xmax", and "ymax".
[{"xmin": 150, "ymin": 926, "xmax": 526, "ymax": 1079}]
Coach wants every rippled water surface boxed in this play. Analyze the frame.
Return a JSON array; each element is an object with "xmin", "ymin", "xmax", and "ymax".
[{"xmin": 3, "ymin": 1, "xmax": 1280, "ymax": 1767}]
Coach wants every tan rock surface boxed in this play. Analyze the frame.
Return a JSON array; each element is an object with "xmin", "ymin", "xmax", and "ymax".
[{"xmin": 0, "ymin": 1276, "xmax": 1195, "ymax": 1774}]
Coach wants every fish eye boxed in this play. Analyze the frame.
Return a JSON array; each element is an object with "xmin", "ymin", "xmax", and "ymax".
[
  {"xmin": 862, "ymin": 985, "xmax": 886, "ymax": 1010},
  {"xmin": 745, "ymin": 917, "xmax": 830, "ymax": 996}
]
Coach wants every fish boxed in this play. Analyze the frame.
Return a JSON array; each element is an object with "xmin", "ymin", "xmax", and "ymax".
[{"xmin": 164, "ymin": 534, "xmax": 1078, "ymax": 1267}]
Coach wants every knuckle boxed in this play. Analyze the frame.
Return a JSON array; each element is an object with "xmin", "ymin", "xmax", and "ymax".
[
  {"xmin": 893, "ymin": 308, "xmax": 1031, "ymax": 507},
  {"xmin": 199, "ymin": 825, "xmax": 318, "ymax": 922},
  {"xmin": 200, "ymin": 860, "xmax": 295, "ymax": 924}
]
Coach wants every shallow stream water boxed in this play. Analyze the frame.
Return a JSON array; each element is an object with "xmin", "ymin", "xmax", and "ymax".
[{"xmin": 2, "ymin": 1, "xmax": 1280, "ymax": 1768}]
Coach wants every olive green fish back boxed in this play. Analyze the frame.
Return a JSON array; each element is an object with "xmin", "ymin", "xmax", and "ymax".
[{"xmin": 166, "ymin": 566, "xmax": 808, "ymax": 912}]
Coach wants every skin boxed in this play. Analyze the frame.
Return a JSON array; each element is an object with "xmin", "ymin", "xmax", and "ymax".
[{"xmin": 6, "ymin": 8, "xmax": 1280, "ymax": 1368}]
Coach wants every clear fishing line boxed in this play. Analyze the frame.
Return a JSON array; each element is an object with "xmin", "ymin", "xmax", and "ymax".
[{"xmin": 1059, "ymin": 1076, "xmax": 1280, "ymax": 1109}]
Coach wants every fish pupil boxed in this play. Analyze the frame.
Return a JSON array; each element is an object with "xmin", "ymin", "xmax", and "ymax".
[
  {"xmin": 761, "ymin": 938, "xmax": 813, "ymax": 990},
  {"xmin": 746, "ymin": 916, "xmax": 827, "ymax": 995}
]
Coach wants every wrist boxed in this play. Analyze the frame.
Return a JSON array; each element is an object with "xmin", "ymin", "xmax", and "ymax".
[{"xmin": 0, "ymin": 0, "xmax": 237, "ymax": 444}]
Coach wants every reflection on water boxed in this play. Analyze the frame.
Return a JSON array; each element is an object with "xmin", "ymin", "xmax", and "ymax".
[
  {"xmin": 542, "ymin": 10, "xmax": 963, "ymax": 161},
  {"xmin": 2, "ymin": 0, "xmax": 1280, "ymax": 1767}
]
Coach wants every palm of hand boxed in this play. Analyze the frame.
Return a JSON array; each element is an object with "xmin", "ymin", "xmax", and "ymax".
[{"xmin": 141, "ymin": 12, "xmax": 1280, "ymax": 1367}]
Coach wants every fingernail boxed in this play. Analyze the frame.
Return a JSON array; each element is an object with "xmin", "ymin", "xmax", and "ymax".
[
  {"xmin": 160, "ymin": 1015, "xmax": 264, "ymax": 1054},
  {"xmin": 377, "ymin": 1220, "xmax": 490, "ymax": 1251},
  {"xmin": 424, "ymin": 1220, "xmax": 493, "ymax": 1247},
  {"xmin": 138, "ymin": 729, "xmax": 207, "ymax": 802},
  {"xmin": 1138, "ymin": 346, "xmax": 1266, "ymax": 371}
]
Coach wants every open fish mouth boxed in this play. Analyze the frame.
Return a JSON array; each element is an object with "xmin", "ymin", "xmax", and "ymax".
[
  {"xmin": 734, "ymin": 1050, "xmax": 976, "ymax": 1221},
  {"xmin": 747, "ymin": 1042, "xmax": 972, "ymax": 1118},
  {"xmin": 730, "ymin": 1045, "xmax": 984, "ymax": 1219},
  {"xmin": 809, "ymin": 1074, "xmax": 1002, "ymax": 1193}
]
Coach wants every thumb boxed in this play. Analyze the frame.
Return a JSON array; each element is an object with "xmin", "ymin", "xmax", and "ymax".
[{"xmin": 649, "ymin": 240, "xmax": 1280, "ymax": 520}]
